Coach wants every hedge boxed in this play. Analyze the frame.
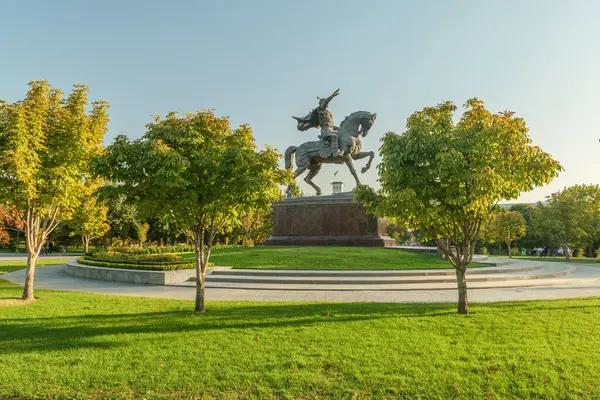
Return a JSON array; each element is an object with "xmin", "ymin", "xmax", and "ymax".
[
  {"xmin": 96, "ymin": 244, "xmax": 242, "ymax": 256},
  {"xmin": 87, "ymin": 252, "xmax": 187, "ymax": 265},
  {"xmin": 77, "ymin": 257, "xmax": 214, "ymax": 271}
]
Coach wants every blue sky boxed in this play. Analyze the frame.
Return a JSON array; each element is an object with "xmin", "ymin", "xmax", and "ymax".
[{"xmin": 1, "ymin": 0, "xmax": 599, "ymax": 201}]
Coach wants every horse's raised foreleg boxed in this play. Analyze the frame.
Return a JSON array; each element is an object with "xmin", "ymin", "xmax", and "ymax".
[
  {"xmin": 344, "ymin": 154, "xmax": 361, "ymax": 187},
  {"xmin": 352, "ymin": 151, "xmax": 375, "ymax": 174},
  {"xmin": 304, "ymin": 162, "xmax": 323, "ymax": 195}
]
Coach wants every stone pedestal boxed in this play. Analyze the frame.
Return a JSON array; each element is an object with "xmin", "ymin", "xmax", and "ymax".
[{"xmin": 265, "ymin": 192, "xmax": 396, "ymax": 247}]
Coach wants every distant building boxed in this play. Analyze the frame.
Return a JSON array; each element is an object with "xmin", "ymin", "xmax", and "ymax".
[{"xmin": 331, "ymin": 181, "xmax": 344, "ymax": 194}]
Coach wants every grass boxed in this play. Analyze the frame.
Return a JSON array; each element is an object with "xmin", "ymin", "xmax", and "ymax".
[
  {"xmin": 0, "ymin": 258, "xmax": 71, "ymax": 275},
  {"xmin": 182, "ymin": 246, "xmax": 486, "ymax": 270},
  {"xmin": 1, "ymin": 279, "xmax": 600, "ymax": 399}
]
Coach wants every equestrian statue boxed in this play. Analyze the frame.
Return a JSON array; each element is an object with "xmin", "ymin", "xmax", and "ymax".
[{"xmin": 286, "ymin": 88, "xmax": 376, "ymax": 196}]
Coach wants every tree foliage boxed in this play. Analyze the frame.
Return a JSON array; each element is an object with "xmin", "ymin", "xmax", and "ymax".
[
  {"xmin": 356, "ymin": 98, "xmax": 561, "ymax": 314},
  {"xmin": 489, "ymin": 211, "xmax": 526, "ymax": 257},
  {"xmin": 68, "ymin": 181, "xmax": 110, "ymax": 253},
  {"xmin": 287, "ymin": 181, "xmax": 304, "ymax": 198},
  {"xmin": 0, "ymin": 80, "xmax": 108, "ymax": 299},
  {"xmin": 0, "ymin": 205, "xmax": 25, "ymax": 247},
  {"xmin": 137, "ymin": 223, "xmax": 150, "ymax": 248},
  {"xmin": 95, "ymin": 110, "xmax": 290, "ymax": 311},
  {"xmin": 531, "ymin": 184, "xmax": 600, "ymax": 260},
  {"xmin": 105, "ymin": 193, "xmax": 140, "ymax": 246}
]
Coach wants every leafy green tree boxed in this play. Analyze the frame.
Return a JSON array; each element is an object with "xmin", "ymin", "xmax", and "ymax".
[
  {"xmin": 105, "ymin": 193, "xmax": 139, "ymax": 246},
  {"xmin": 0, "ymin": 81, "xmax": 108, "ymax": 300},
  {"xmin": 69, "ymin": 197, "xmax": 110, "ymax": 253},
  {"xmin": 569, "ymin": 185, "xmax": 600, "ymax": 257},
  {"xmin": 238, "ymin": 207, "xmax": 273, "ymax": 247},
  {"xmin": 356, "ymin": 99, "xmax": 561, "ymax": 314},
  {"xmin": 287, "ymin": 181, "xmax": 304, "ymax": 198},
  {"xmin": 509, "ymin": 204, "xmax": 537, "ymax": 250},
  {"xmin": 137, "ymin": 223, "xmax": 150, "ymax": 248},
  {"xmin": 491, "ymin": 211, "xmax": 527, "ymax": 257},
  {"xmin": 531, "ymin": 185, "xmax": 600, "ymax": 260},
  {"xmin": 95, "ymin": 111, "xmax": 290, "ymax": 312},
  {"xmin": 68, "ymin": 179, "xmax": 110, "ymax": 253}
]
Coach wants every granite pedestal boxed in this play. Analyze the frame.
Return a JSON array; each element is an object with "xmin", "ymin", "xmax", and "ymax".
[{"xmin": 265, "ymin": 192, "xmax": 396, "ymax": 247}]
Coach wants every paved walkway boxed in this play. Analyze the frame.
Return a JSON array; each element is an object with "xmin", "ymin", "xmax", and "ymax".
[
  {"xmin": 0, "ymin": 253, "xmax": 81, "ymax": 261},
  {"xmin": 3, "ymin": 261, "xmax": 600, "ymax": 303}
]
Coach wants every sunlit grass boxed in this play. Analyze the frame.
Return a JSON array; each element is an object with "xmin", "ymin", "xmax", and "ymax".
[
  {"xmin": 1, "ymin": 279, "xmax": 599, "ymax": 399},
  {"xmin": 182, "ymin": 246, "xmax": 486, "ymax": 270}
]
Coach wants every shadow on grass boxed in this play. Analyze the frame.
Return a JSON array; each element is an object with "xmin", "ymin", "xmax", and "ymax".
[{"xmin": 0, "ymin": 302, "xmax": 458, "ymax": 354}]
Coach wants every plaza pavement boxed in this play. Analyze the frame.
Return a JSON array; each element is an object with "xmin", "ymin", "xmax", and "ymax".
[{"xmin": 3, "ymin": 258, "xmax": 600, "ymax": 303}]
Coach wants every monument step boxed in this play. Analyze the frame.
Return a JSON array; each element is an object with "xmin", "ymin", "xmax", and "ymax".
[
  {"xmin": 199, "ymin": 275, "xmax": 600, "ymax": 291},
  {"xmin": 207, "ymin": 263, "xmax": 536, "ymax": 278},
  {"xmin": 203, "ymin": 265, "xmax": 573, "ymax": 285}
]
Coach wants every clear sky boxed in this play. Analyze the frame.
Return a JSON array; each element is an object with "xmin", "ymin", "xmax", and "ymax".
[{"xmin": 1, "ymin": 0, "xmax": 599, "ymax": 202}]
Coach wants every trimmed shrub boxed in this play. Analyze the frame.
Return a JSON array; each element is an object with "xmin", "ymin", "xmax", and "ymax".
[
  {"xmin": 510, "ymin": 247, "xmax": 519, "ymax": 257},
  {"xmin": 104, "ymin": 243, "xmax": 243, "ymax": 255},
  {"xmin": 479, "ymin": 247, "xmax": 488, "ymax": 255},
  {"xmin": 88, "ymin": 252, "xmax": 185, "ymax": 265},
  {"xmin": 77, "ymin": 257, "xmax": 214, "ymax": 271}
]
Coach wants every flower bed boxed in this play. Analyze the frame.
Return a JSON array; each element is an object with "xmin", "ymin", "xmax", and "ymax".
[
  {"xmin": 100, "ymin": 244, "xmax": 241, "ymax": 255},
  {"xmin": 77, "ymin": 256, "xmax": 214, "ymax": 271},
  {"xmin": 86, "ymin": 252, "xmax": 188, "ymax": 265},
  {"xmin": 77, "ymin": 257, "xmax": 193, "ymax": 271}
]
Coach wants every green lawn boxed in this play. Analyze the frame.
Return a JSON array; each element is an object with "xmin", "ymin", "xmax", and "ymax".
[
  {"xmin": 183, "ymin": 246, "xmax": 484, "ymax": 270},
  {"xmin": 1, "ymin": 279, "xmax": 600, "ymax": 399},
  {"xmin": 0, "ymin": 258, "xmax": 71, "ymax": 275}
]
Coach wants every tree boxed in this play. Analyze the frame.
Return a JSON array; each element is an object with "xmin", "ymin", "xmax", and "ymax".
[
  {"xmin": 509, "ymin": 204, "xmax": 537, "ymax": 250},
  {"xmin": 287, "ymin": 181, "xmax": 304, "ymax": 198},
  {"xmin": 105, "ymin": 193, "xmax": 139, "ymax": 247},
  {"xmin": 69, "ymin": 198, "xmax": 110, "ymax": 253},
  {"xmin": 0, "ymin": 205, "xmax": 25, "ymax": 250},
  {"xmin": 137, "ymin": 223, "xmax": 150, "ymax": 248},
  {"xmin": 569, "ymin": 185, "xmax": 600, "ymax": 257},
  {"xmin": 0, "ymin": 81, "xmax": 108, "ymax": 300},
  {"xmin": 491, "ymin": 211, "xmax": 526, "ymax": 257},
  {"xmin": 531, "ymin": 185, "xmax": 600, "ymax": 260},
  {"xmin": 356, "ymin": 99, "xmax": 561, "ymax": 314},
  {"xmin": 95, "ymin": 111, "xmax": 290, "ymax": 312}
]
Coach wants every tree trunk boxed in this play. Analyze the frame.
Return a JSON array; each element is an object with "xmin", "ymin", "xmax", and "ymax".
[
  {"xmin": 15, "ymin": 230, "xmax": 20, "ymax": 253},
  {"xmin": 564, "ymin": 238, "xmax": 570, "ymax": 261},
  {"xmin": 22, "ymin": 251, "xmax": 38, "ymax": 300},
  {"xmin": 194, "ymin": 245, "xmax": 205, "ymax": 312},
  {"xmin": 82, "ymin": 236, "xmax": 89, "ymax": 254},
  {"xmin": 455, "ymin": 266, "xmax": 469, "ymax": 315},
  {"xmin": 193, "ymin": 228, "xmax": 206, "ymax": 313},
  {"xmin": 507, "ymin": 241, "xmax": 512, "ymax": 258}
]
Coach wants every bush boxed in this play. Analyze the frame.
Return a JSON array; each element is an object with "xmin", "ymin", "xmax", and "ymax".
[
  {"xmin": 574, "ymin": 247, "xmax": 586, "ymax": 258},
  {"xmin": 77, "ymin": 257, "xmax": 214, "ymax": 271},
  {"xmin": 104, "ymin": 243, "xmax": 242, "ymax": 255},
  {"xmin": 479, "ymin": 247, "xmax": 488, "ymax": 255},
  {"xmin": 87, "ymin": 252, "xmax": 186, "ymax": 265},
  {"xmin": 510, "ymin": 247, "xmax": 519, "ymax": 256}
]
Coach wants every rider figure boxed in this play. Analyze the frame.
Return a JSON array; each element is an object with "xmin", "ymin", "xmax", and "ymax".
[
  {"xmin": 316, "ymin": 89, "xmax": 342, "ymax": 157},
  {"xmin": 292, "ymin": 88, "xmax": 343, "ymax": 158}
]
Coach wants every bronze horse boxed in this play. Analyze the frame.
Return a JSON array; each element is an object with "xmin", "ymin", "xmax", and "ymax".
[{"xmin": 285, "ymin": 110, "xmax": 376, "ymax": 196}]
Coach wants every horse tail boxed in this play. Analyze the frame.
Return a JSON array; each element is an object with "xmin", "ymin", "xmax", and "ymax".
[{"xmin": 284, "ymin": 146, "xmax": 298, "ymax": 170}]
